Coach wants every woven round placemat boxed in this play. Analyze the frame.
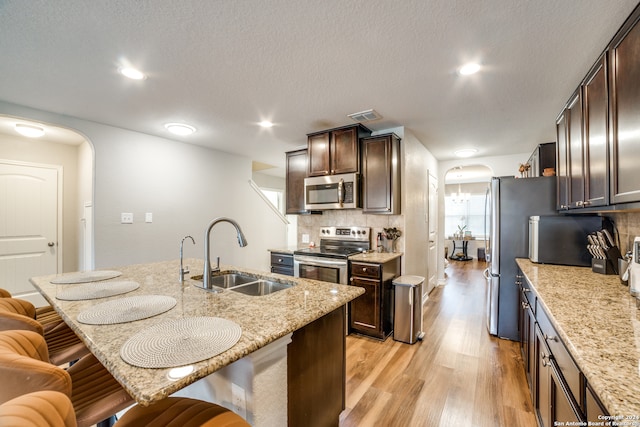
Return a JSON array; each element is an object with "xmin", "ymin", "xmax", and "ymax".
[
  {"xmin": 56, "ymin": 281, "xmax": 140, "ymax": 301},
  {"xmin": 77, "ymin": 295, "xmax": 176, "ymax": 325},
  {"xmin": 50, "ymin": 270, "xmax": 122, "ymax": 284},
  {"xmin": 120, "ymin": 317, "xmax": 242, "ymax": 368}
]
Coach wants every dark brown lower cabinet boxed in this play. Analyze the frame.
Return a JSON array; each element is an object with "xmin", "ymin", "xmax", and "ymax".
[
  {"xmin": 536, "ymin": 324, "xmax": 582, "ymax": 426},
  {"xmin": 349, "ymin": 258, "xmax": 399, "ymax": 339},
  {"xmin": 288, "ymin": 307, "xmax": 345, "ymax": 427},
  {"xmin": 586, "ymin": 382, "xmax": 609, "ymax": 422}
]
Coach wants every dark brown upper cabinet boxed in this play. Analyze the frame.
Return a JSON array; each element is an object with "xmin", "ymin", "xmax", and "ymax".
[
  {"xmin": 286, "ymin": 149, "xmax": 310, "ymax": 215},
  {"xmin": 582, "ymin": 53, "xmax": 609, "ymax": 208},
  {"xmin": 361, "ymin": 133, "xmax": 401, "ymax": 214},
  {"xmin": 556, "ymin": 111, "xmax": 570, "ymax": 210},
  {"xmin": 567, "ymin": 89, "xmax": 585, "ymax": 209},
  {"xmin": 307, "ymin": 124, "xmax": 371, "ymax": 177},
  {"xmin": 609, "ymin": 7, "xmax": 640, "ymax": 204}
]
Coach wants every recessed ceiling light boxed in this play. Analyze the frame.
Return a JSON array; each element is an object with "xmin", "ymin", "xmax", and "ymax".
[
  {"xmin": 458, "ymin": 63, "xmax": 481, "ymax": 75},
  {"xmin": 164, "ymin": 123, "xmax": 196, "ymax": 136},
  {"xmin": 258, "ymin": 120, "xmax": 273, "ymax": 128},
  {"xmin": 454, "ymin": 148, "xmax": 478, "ymax": 158},
  {"xmin": 118, "ymin": 67, "xmax": 146, "ymax": 80},
  {"xmin": 15, "ymin": 123, "xmax": 45, "ymax": 138}
]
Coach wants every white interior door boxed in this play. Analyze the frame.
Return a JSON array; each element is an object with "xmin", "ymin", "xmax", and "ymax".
[
  {"xmin": 426, "ymin": 172, "xmax": 439, "ymax": 297},
  {"xmin": 0, "ymin": 161, "xmax": 59, "ymax": 304}
]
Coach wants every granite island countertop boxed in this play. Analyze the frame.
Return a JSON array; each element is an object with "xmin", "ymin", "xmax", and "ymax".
[
  {"xmin": 516, "ymin": 258, "xmax": 640, "ymax": 417},
  {"xmin": 30, "ymin": 258, "xmax": 364, "ymax": 406}
]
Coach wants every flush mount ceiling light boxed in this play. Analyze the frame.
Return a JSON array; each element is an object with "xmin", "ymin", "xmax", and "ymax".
[
  {"xmin": 458, "ymin": 62, "xmax": 481, "ymax": 76},
  {"xmin": 118, "ymin": 66, "xmax": 146, "ymax": 80},
  {"xmin": 347, "ymin": 109, "xmax": 382, "ymax": 123},
  {"xmin": 164, "ymin": 123, "xmax": 196, "ymax": 136},
  {"xmin": 15, "ymin": 123, "xmax": 45, "ymax": 138},
  {"xmin": 454, "ymin": 148, "xmax": 478, "ymax": 158},
  {"xmin": 258, "ymin": 120, "xmax": 273, "ymax": 128}
]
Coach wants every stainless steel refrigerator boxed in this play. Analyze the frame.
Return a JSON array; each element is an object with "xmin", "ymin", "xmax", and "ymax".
[{"xmin": 484, "ymin": 176, "xmax": 556, "ymax": 341}]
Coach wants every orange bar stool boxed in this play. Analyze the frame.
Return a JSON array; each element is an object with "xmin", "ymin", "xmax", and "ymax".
[
  {"xmin": 0, "ymin": 330, "xmax": 134, "ymax": 427},
  {"xmin": 0, "ymin": 299, "xmax": 89, "ymax": 366},
  {"xmin": 0, "ymin": 390, "xmax": 76, "ymax": 427},
  {"xmin": 0, "ymin": 288, "xmax": 63, "ymax": 333},
  {"xmin": 0, "ymin": 386, "xmax": 251, "ymax": 427}
]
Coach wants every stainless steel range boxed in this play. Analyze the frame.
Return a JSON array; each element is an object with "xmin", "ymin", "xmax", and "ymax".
[{"xmin": 294, "ymin": 226, "xmax": 371, "ymax": 285}]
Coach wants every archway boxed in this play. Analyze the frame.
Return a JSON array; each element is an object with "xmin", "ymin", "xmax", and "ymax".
[
  {"xmin": 0, "ymin": 116, "xmax": 94, "ymax": 303},
  {"xmin": 443, "ymin": 164, "xmax": 493, "ymax": 261}
]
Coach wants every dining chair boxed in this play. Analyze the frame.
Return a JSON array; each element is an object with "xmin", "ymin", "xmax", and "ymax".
[
  {"xmin": 0, "ymin": 329, "xmax": 134, "ymax": 427},
  {"xmin": 0, "ymin": 299, "xmax": 89, "ymax": 366}
]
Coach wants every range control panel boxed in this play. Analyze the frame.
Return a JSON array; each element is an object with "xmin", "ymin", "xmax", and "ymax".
[{"xmin": 319, "ymin": 226, "xmax": 369, "ymax": 241}]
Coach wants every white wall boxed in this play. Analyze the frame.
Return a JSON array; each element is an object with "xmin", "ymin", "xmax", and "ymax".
[
  {"xmin": 0, "ymin": 101, "xmax": 287, "ymax": 272},
  {"xmin": 397, "ymin": 127, "xmax": 438, "ymax": 284}
]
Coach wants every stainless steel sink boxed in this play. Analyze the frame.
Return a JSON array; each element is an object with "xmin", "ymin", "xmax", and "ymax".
[
  {"xmin": 230, "ymin": 280, "xmax": 292, "ymax": 296},
  {"xmin": 192, "ymin": 272, "xmax": 293, "ymax": 295},
  {"xmin": 209, "ymin": 273, "xmax": 257, "ymax": 288}
]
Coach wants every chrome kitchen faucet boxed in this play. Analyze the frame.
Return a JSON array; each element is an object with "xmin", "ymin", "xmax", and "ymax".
[
  {"xmin": 203, "ymin": 217, "xmax": 248, "ymax": 290},
  {"xmin": 179, "ymin": 235, "xmax": 195, "ymax": 283}
]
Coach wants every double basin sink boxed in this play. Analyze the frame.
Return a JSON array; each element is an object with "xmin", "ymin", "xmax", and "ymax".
[{"xmin": 192, "ymin": 272, "xmax": 293, "ymax": 296}]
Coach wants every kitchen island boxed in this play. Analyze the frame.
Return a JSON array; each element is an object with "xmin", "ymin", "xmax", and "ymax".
[
  {"xmin": 516, "ymin": 258, "xmax": 640, "ymax": 418},
  {"xmin": 30, "ymin": 258, "xmax": 364, "ymax": 426}
]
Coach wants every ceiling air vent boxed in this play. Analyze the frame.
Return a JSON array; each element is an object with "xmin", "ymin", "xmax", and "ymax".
[{"xmin": 347, "ymin": 109, "xmax": 382, "ymax": 123}]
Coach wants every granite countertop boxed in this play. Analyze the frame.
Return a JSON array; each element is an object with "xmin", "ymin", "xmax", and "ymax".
[
  {"xmin": 30, "ymin": 258, "xmax": 364, "ymax": 406},
  {"xmin": 267, "ymin": 247, "xmax": 299, "ymax": 255},
  {"xmin": 348, "ymin": 252, "xmax": 403, "ymax": 263},
  {"xmin": 515, "ymin": 258, "xmax": 640, "ymax": 417}
]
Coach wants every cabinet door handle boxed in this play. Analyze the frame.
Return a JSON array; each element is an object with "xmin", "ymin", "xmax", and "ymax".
[
  {"xmin": 544, "ymin": 334, "xmax": 558, "ymax": 342},
  {"xmin": 541, "ymin": 352, "xmax": 550, "ymax": 367},
  {"xmin": 521, "ymin": 301, "xmax": 530, "ymax": 309},
  {"xmin": 48, "ymin": 242, "xmax": 55, "ymax": 247}
]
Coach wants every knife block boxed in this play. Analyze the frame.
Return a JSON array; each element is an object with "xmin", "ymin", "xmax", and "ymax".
[
  {"xmin": 591, "ymin": 239, "xmax": 622, "ymax": 275},
  {"xmin": 592, "ymin": 258, "xmax": 615, "ymax": 274}
]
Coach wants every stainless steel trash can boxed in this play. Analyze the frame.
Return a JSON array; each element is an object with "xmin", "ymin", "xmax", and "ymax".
[{"xmin": 392, "ymin": 275, "xmax": 425, "ymax": 344}]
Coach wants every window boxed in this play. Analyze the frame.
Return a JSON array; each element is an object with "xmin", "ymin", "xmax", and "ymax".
[{"xmin": 444, "ymin": 193, "xmax": 487, "ymax": 239}]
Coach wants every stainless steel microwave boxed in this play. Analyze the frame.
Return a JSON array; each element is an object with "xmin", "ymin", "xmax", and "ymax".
[{"xmin": 304, "ymin": 172, "xmax": 360, "ymax": 210}]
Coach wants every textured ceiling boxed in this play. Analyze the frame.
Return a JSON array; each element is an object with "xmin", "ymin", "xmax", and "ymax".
[{"xmin": 0, "ymin": 0, "xmax": 638, "ymax": 174}]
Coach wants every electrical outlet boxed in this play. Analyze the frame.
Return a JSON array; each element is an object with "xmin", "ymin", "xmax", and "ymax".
[
  {"xmin": 121, "ymin": 213, "xmax": 133, "ymax": 224},
  {"xmin": 231, "ymin": 383, "xmax": 246, "ymax": 419},
  {"xmin": 302, "ymin": 234, "xmax": 310, "ymax": 243},
  {"xmin": 145, "ymin": 212, "xmax": 153, "ymax": 223}
]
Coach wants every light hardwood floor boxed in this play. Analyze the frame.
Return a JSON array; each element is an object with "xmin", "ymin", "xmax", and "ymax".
[{"xmin": 340, "ymin": 259, "xmax": 537, "ymax": 427}]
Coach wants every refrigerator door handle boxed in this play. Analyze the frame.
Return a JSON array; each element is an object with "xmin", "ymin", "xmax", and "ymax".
[{"xmin": 482, "ymin": 267, "xmax": 490, "ymax": 280}]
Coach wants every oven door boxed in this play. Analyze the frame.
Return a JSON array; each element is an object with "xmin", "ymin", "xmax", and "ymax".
[{"xmin": 293, "ymin": 255, "xmax": 348, "ymax": 285}]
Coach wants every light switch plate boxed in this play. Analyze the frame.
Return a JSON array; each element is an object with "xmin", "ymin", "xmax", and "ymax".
[
  {"xmin": 121, "ymin": 213, "xmax": 133, "ymax": 224},
  {"xmin": 302, "ymin": 234, "xmax": 310, "ymax": 243}
]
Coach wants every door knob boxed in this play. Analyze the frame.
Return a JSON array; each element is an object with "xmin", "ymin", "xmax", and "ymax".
[{"xmin": 48, "ymin": 242, "xmax": 55, "ymax": 247}]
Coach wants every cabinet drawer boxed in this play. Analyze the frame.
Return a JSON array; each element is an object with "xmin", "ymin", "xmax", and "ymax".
[
  {"xmin": 271, "ymin": 266, "xmax": 293, "ymax": 276},
  {"xmin": 536, "ymin": 300, "xmax": 582, "ymax": 401},
  {"xmin": 350, "ymin": 262, "xmax": 381, "ymax": 279},
  {"xmin": 517, "ymin": 273, "xmax": 536, "ymax": 310},
  {"xmin": 270, "ymin": 253, "xmax": 293, "ymax": 267}
]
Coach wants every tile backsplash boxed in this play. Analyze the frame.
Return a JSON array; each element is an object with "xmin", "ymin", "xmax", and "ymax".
[
  {"xmin": 296, "ymin": 211, "xmax": 404, "ymax": 253},
  {"xmin": 605, "ymin": 212, "xmax": 640, "ymax": 255}
]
